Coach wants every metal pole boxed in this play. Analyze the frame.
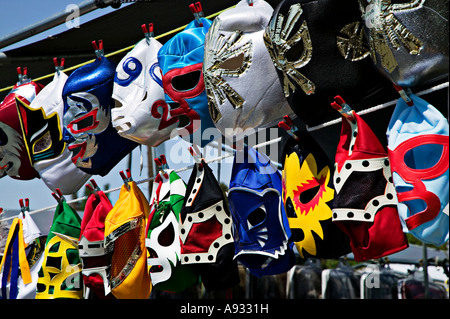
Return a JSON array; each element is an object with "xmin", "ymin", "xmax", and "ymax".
[
  {"xmin": 423, "ymin": 242, "xmax": 430, "ymax": 299},
  {"xmin": 0, "ymin": 0, "xmax": 115, "ymax": 50}
]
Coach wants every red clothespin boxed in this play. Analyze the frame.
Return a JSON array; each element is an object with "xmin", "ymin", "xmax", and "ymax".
[
  {"xmin": 278, "ymin": 115, "xmax": 300, "ymax": 140},
  {"xmin": 53, "ymin": 57, "xmax": 65, "ymax": 74},
  {"xmin": 247, "ymin": 0, "xmax": 254, "ymax": 6},
  {"xmin": 119, "ymin": 168, "xmax": 133, "ymax": 190},
  {"xmin": 154, "ymin": 155, "xmax": 169, "ymax": 179},
  {"xmin": 392, "ymin": 84, "xmax": 414, "ymax": 106},
  {"xmin": 51, "ymin": 188, "xmax": 66, "ymax": 203},
  {"xmin": 141, "ymin": 23, "xmax": 154, "ymax": 43},
  {"xmin": 189, "ymin": 144, "xmax": 203, "ymax": 168},
  {"xmin": 189, "ymin": 2, "xmax": 204, "ymax": 26},
  {"xmin": 91, "ymin": 40, "xmax": 104, "ymax": 59},
  {"xmin": 16, "ymin": 67, "xmax": 29, "ymax": 84},
  {"xmin": 331, "ymin": 95, "xmax": 356, "ymax": 123},
  {"xmin": 85, "ymin": 179, "xmax": 101, "ymax": 196},
  {"xmin": 19, "ymin": 198, "xmax": 30, "ymax": 217}
]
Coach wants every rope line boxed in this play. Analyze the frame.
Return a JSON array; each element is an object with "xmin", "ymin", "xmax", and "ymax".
[{"xmin": 0, "ymin": 5, "xmax": 234, "ymax": 93}]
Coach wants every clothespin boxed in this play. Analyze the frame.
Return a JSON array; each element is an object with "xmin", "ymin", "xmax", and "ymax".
[
  {"xmin": 247, "ymin": 0, "xmax": 254, "ymax": 6},
  {"xmin": 19, "ymin": 198, "xmax": 30, "ymax": 217},
  {"xmin": 91, "ymin": 40, "xmax": 104, "ymax": 59},
  {"xmin": 331, "ymin": 95, "xmax": 356, "ymax": 123},
  {"xmin": 189, "ymin": 2, "xmax": 204, "ymax": 26},
  {"xmin": 278, "ymin": 115, "xmax": 300, "ymax": 140},
  {"xmin": 16, "ymin": 67, "xmax": 29, "ymax": 84},
  {"xmin": 392, "ymin": 84, "xmax": 414, "ymax": 106},
  {"xmin": 141, "ymin": 23, "xmax": 154, "ymax": 44},
  {"xmin": 85, "ymin": 179, "xmax": 101, "ymax": 197},
  {"xmin": 51, "ymin": 188, "xmax": 66, "ymax": 203},
  {"xmin": 154, "ymin": 155, "xmax": 169, "ymax": 179},
  {"xmin": 119, "ymin": 168, "xmax": 133, "ymax": 190},
  {"xmin": 189, "ymin": 144, "xmax": 203, "ymax": 168},
  {"xmin": 53, "ymin": 57, "xmax": 65, "ymax": 75}
]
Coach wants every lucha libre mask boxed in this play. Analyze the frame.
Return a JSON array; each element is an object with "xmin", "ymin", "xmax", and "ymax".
[
  {"xmin": 16, "ymin": 71, "xmax": 91, "ymax": 194},
  {"xmin": 281, "ymin": 130, "xmax": 351, "ymax": 259},
  {"xmin": 145, "ymin": 170, "xmax": 199, "ymax": 292},
  {"xmin": 203, "ymin": 0, "xmax": 293, "ymax": 141},
  {"xmin": 36, "ymin": 200, "xmax": 83, "ymax": 299},
  {"xmin": 332, "ymin": 98, "xmax": 408, "ymax": 261},
  {"xmin": 104, "ymin": 180, "xmax": 151, "ymax": 299},
  {"xmin": 158, "ymin": 18, "xmax": 219, "ymax": 147},
  {"xmin": 62, "ymin": 52, "xmax": 138, "ymax": 176},
  {"xmin": 263, "ymin": 0, "xmax": 394, "ymax": 127},
  {"xmin": 387, "ymin": 93, "xmax": 449, "ymax": 246},
  {"xmin": 78, "ymin": 188, "xmax": 114, "ymax": 298},
  {"xmin": 228, "ymin": 147, "xmax": 296, "ymax": 277},
  {"xmin": 180, "ymin": 159, "xmax": 239, "ymax": 291},
  {"xmin": 358, "ymin": 0, "xmax": 449, "ymax": 87},
  {"xmin": 0, "ymin": 79, "xmax": 43, "ymax": 180},
  {"xmin": 112, "ymin": 37, "xmax": 178, "ymax": 146}
]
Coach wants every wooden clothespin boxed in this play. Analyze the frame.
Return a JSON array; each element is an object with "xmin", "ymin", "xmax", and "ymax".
[
  {"xmin": 119, "ymin": 168, "xmax": 133, "ymax": 191},
  {"xmin": 278, "ymin": 115, "xmax": 300, "ymax": 140},
  {"xmin": 189, "ymin": 2, "xmax": 204, "ymax": 26},
  {"xmin": 331, "ymin": 95, "xmax": 356, "ymax": 123},
  {"xmin": 392, "ymin": 84, "xmax": 414, "ymax": 106},
  {"xmin": 53, "ymin": 57, "xmax": 65, "ymax": 75},
  {"xmin": 85, "ymin": 179, "xmax": 101, "ymax": 197},
  {"xmin": 141, "ymin": 23, "xmax": 154, "ymax": 44},
  {"xmin": 51, "ymin": 188, "xmax": 66, "ymax": 204},
  {"xmin": 19, "ymin": 198, "xmax": 30, "ymax": 217},
  {"xmin": 91, "ymin": 40, "xmax": 104, "ymax": 59}
]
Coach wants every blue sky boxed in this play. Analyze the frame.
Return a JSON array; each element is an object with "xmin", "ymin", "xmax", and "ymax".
[{"xmin": 0, "ymin": 1, "xmax": 232, "ymax": 214}]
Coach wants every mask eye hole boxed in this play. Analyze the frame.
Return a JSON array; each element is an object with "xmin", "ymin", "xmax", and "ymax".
[
  {"xmin": 114, "ymin": 99, "xmax": 123, "ymax": 109},
  {"xmin": 299, "ymin": 184, "xmax": 321, "ymax": 204},
  {"xmin": 33, "ymin": 131, "xmax": 52, "ymax": 154},
  {"xmin": 285, "ymin": 197, "xmax": 297, "ymax": 218},
  {"xmin": 219, "ymin": 53, "xmax": 244, "ymax": 70},
  {"xmin": 171, "ymin": 70, "xmax": 201, "ymax": 92},
  {"xmin": 0, "ymin": 128, "xmax": 8, "ymax": 146},
  {"xmin": 247, "ymin": 205, "xmax": 267, "ymax": 229},
  {"xmin": 404, "ymin": 144, "xmax": 443, "ymax": 170},
  {"xmin": 285, "ymin": 40, "xmax": 305, "ymax": 63},
  {"xmin": 157, "ymin": 223, "xmax": 175, "ymax": 247}
]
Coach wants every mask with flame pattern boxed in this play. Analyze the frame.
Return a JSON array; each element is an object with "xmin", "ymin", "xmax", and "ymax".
[
  {"xmin": 387, "ymin": 93, "xmax": 449, "ymax": 247},
  {"xmin": 78, "ymin": 188, "xmax": 114, "ymax": 298},
  {"xmin": 179, "ymin": 159, "xmax": 239, "ymax": 291},
  {"xmin": 145, "ymin": 169, "xmax": 199, "ymax": 292},
  {"xmin": 62, "ymin": 48, "xmax": 138, "ymax": 176},
  {"xmin": 0, "ymin": 75, "xmax": 44, "ymax": 180},
  {"xmin": 203, "ymin": 0, "xmax": 293, "ymax": 141},
  {"xmin": 264, "ymin": 0, "xmax": 391, "ymax": 127},
  {"xmin": 228, "ymin": 147, "xmax": 296, "ymax": 277},
  {"xmin": 158, "ymin": 18, "xmax": 218, "ymax": 147},
  {"xmin": 332, "ymin": 97, "xmax": 408, "ymax": 261},
  {"xmin": 112, "ymin": 36, "xmax": 178, "ymax": 146},
  {"xmin": 281, "ymin": 130, "xmax": 351, "ymax": 259},
  {"xmin": 36, "ymin": 200, "xmax": 83, "ymax": 299},
  {"xmin": 358, "ymin": 0, "xmax": 449, "ymax": 87}
]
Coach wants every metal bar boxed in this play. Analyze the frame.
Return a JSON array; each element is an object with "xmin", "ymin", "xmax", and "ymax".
[{"xmin": 0, "ymin": 0, "xmax": 115, "ymax": 50}]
